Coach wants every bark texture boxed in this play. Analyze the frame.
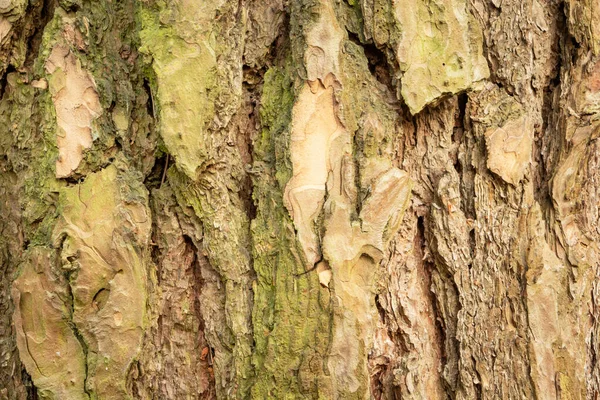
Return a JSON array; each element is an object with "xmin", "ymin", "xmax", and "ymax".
[{"xmin": 1, "ymin": 0, "xmax": 600, "ymax": 399}]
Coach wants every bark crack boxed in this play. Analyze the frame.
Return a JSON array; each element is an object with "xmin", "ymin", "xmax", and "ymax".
[
  {"xmin": 24, "ymin": 0, "xmax": 56, "ymax": 69},
  {"xmin": 64, "ymin": 270, "xmax": 91, "ymax": 400}
]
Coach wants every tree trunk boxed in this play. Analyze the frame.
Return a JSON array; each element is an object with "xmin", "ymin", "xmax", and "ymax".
[{"xmin": 1, "ymin": 0, "xmax": 599, "ymax": 398}]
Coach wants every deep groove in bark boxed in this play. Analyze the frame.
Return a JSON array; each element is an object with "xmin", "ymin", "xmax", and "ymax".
[
  {"xmin": 184, "ymin": 234, "xmax": 216, "ymax": 399},
  {"xmin": 346, "ymin": 28, "xmax": 396, "ymax": 95},
  {"xmin": 24, "ymin": 0, "xmax": 56, "ymax": 69},
  {"xmin": 453, "ymin": 93, "xmax": 468, "ymax": 180},
  {"xmin": 459, "ymin": 103, "xmax": 477, "ymax": 222},
  {"xmin": 534, "ymin": 1, "xmax": 564, "ymax": 218},
  {"xmin": 142, "ymin": 78, "xmax": 155, "ymax": 119},
  {"xmin": 0, "ymin": 64, "xmax": 16, "ymax": 101},
  {"xmin": 63, "ymin": 270, "xmax": 91, "ymax": 400},
  {"xmin": 22, "ymin": 369, "xmax": 37, "ymax": 400},
  {"xmin": 240, "ymin": 66, "xmax": 262, "ymax": 222},
  {"xmin": 143, "ymin": 152, "xmax": 169, "ymax": 191},
  {"xmin": 418, "ymin": 215, "xmax": 446, "ymax": 387}
]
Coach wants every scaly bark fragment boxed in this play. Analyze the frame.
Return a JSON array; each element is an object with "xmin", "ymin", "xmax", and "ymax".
[
  {"xmin": 133, "ymin": 185, "xmax": 216, "ymax": 399},
  {"xmin": 3, "ymin": 0, "xmax": 600, "ymax": 398},
  {"xmin": 46, "ymin": 40, "xmax": 102, "ymax": 178},
  {"xmin": 257, "ymin": 1, "xmax": 413, "ymax": 397},
  {"xmin": 361, "ymin": 0, "xmax": 489, "ymax": 114},
  {"xmin": 13, "ymin": 164, "xmax": 152, "ymax": 399},
  {"xmin": 139, "ymin": 1, "xmax": 253, "ymax": 396},
  {"xmin": 391, "ymin": 0, "xmax": 489, "ymax": 113},
  {"xmin": 12, "ymin": 247, "xmax": 87, "ymax": 400}
]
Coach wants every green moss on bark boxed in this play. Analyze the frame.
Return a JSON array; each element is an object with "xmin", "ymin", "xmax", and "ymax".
[{"xmin": 250, "ymin": 64, "xmax": 334, "ymax": 399}]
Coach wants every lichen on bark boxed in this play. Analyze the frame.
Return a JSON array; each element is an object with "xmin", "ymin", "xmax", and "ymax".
[
  {"xmin": 13, "ymin": 163, "xmax": 152, "ymax": 399},
  {"xmin": 249, "ymin": 1, "xmax": 414, "ymax": 397},
  {"xmin": 138, "ymin": 1, "xmax": 255, "ymax": 396},
  {"xmin": 4, "ymin": 0, "xmax": 600, "ymax": 399},
  {"xmin": 250, "ymin": 63, "xmax": 334, "ymax": 398},
  {"xmin": 361, "ymin": 0, "xmax": 489, "ymax": 114}
]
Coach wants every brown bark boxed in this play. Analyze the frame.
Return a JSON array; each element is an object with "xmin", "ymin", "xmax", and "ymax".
[{"xmin": 1, "ymin": 0, "xmax": 600, "ymax": 399}]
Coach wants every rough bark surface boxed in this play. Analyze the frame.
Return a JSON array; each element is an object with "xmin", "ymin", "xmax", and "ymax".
[{"xmin": 1, "ymin": 0, "xmax": 600, "ymax": 399}]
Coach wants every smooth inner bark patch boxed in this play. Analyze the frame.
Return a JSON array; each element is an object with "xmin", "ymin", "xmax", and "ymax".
[{"xmin": 46, "ymin": 44, "xmax": 101, "ymax": 178}]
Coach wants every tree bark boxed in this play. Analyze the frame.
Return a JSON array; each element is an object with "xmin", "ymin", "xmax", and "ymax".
[{"xmin": 1, "ymin": 0, "xmax": 599, "ymax": 399}]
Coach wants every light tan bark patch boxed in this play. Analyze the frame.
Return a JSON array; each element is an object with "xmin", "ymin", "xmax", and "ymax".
[
  {"xmin": 0, "ymin": 18, "xmax": 11, "ymax": 44},
  {"xmin": 12, "ymin": 248, "xmax": 88, "ymax": 400},
  {"xmin": 303, "ymin": 0, "xmax": 344, "ymax": 82},
  {"xmin": 484, "ymin": 115, "xmax": 534, "ymax": 185},
  {"xmin": 323, "ymin": 168, "xmax": 412, "ymax": 396},
  {"xmin": 526, "ymin": 205, "xmax": 588, "ymax": 399},
  {"xmin": 284, "ymin": 82, "xmax": 344, "ymax": 267},
  {"xmin": 46, "ymin": 44, "xmax": 102, "ymax": 178},
  {"xmin": 317, "ymin": 260, "xmax": 332, "ymax": 287},
  {"xmin": 27, "ymin": 165, "xmax": 151, "ymax": 399},
  {"xmin": 392, "ymin": 0, "xmax": 489, "ymax": 113}
]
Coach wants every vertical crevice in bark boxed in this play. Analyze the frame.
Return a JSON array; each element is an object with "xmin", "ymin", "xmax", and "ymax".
[
  {"xmin": 0, "ymin": 64, "xmax": 15, "ymax": 99},
  {"xmin": 0, "ymin": 1, "xmax": 59, "ymax": 389},
  {"xmin": 63, "ymin": 270, "xmax": 91, "ymax": 399},
  {"xmin": 534, "ymin": 0, "xmax": 565, "ymax": 231},
  {"xmin": 142, "ymin": 78, "xmax": 155, "ymax": 120},
  {"xmin": 134, "ymin": 184, "xmax": 217, "ymax": 398},
  {"xmin": 454, "ymin": 92, "xmax": 476, "ymax": 222},
  {"xmin": 417, "ymin": 215, "xmax": 447, "ymax": 393},
  {"xmin": 23, "ymin": 0, "xmax": 56, "ymax": 68},
  {"xmin": 239, "ymin": 66, "xmax": 263, "ymax": 221},
  {"xmin": 362, "ymin": 44, "xmax": 396, "ymax": 97},
  {"xmin": 22, "ymin": 370, "xmax": 37, "ymax": 400},
  {"xmin": 185, "ymin": 234, "xmax": 217, "ymax": 400},
  {"xmin": 143, "ymin": 152, "xmax": 169, "ymax": 192}
]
